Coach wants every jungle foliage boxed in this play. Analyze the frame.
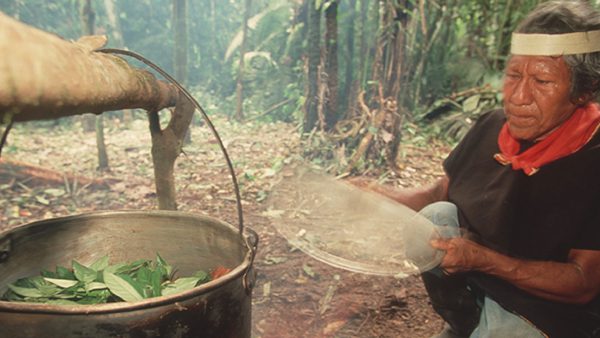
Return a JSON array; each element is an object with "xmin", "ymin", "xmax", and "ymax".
[{"xmin": 0, "ymin": 0, "xmax": 559, "ymax": 173}]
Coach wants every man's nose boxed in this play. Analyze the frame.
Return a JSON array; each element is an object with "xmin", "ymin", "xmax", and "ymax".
[{"xmin": 508, "ymin": 78, "xmax": 533, "ymax": 106}]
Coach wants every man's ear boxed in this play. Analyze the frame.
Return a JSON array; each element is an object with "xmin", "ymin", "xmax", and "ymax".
[{"xmin": 572, "ymin": 91, "xmax": 594, "ymax": 105}]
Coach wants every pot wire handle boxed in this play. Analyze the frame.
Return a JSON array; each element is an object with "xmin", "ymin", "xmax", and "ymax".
[
  {"xmin": 243, "ymin": 227, "xmax": 258, "ymax": 294},
  {"xmin": 97, "ymin": 48, "xmax": 245, "ymax": 235}
]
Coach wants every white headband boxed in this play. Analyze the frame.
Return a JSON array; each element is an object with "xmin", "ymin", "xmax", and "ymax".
[{"xmin": 511, "ymin": 30, "xmax": 600, "ymax": 56}]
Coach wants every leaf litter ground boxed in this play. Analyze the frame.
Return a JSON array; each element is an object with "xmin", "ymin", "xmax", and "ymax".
[{"xmin": 1, "ymin": 116, "xmax": 451, "ymax": 337}]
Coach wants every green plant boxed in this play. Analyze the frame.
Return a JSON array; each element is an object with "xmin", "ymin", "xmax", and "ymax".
[{"xmin": 2, "ymin": 254, "xmax": 219, "ymax": 304}]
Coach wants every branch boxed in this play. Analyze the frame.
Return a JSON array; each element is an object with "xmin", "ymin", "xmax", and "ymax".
[{"xmin": 0, "ymin": 12, "xmax": 178, "ymax": 122}]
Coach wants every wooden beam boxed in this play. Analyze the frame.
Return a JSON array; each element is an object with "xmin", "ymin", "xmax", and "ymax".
[{"xmin": 0, "ymin": 12, "xmax": 178, "ymax": 123}]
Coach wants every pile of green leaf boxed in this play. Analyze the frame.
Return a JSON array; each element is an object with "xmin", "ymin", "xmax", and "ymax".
[{"xmin": 1, "ymin": 254, "xmax": 211, "ymax": 305}]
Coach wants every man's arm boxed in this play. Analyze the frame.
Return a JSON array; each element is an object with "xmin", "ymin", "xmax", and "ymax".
[
  {"xmin": 348, "ymin": 175, "xmax": 449, "ymax": 211},
  {"xmin": 432, "ymin": 238, "xmax": 600, "ymax": 304}
]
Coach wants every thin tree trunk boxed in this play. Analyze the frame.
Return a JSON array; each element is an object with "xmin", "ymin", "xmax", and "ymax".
[
  {"xmin": 369, "ymin": 0, "xmax": 385, "ymax": 102},
  {"xmin": 235, "ymin": 0, "xmax": 252, "ymax": 121},
  {"xmin": 348, "ymin": 0, "xmax": 369, "ymax": 118},
  {"xmin": 324, "ymin": 0, "xmax": 339, "ymax": 131},
  {"xmin": 359, "ymin": 0, "xmax": 371, "ymax": 90},
  {"xmin": 383, "ymin": 2, "xmax": 408, "ymax": 99},
  {"xmin": 173, "ymin": 0, "xmax": 188, "ymax": 86},
  {"xmin": 80, "ymin": 0, "xmax": 97, "ymax": 133},
  {"xmin": 173, "ymin": 0, "xmax": 191, "ymax": 143},
  {"xmin": 412, "ymin": 4, "xmax": 448, "ymax": 109},
  {"xmin": 303, "ymin": 0, "xmax": 321, "ymax": 132},
  {"xmin": 81, "ymin": 0, "xmax": 109, "ymax": 171},
  {"xmin": 209, "ymin": 0, "xmax": 219, "ymax": 82},
  {"xmin": 342, "ymin": 0, "xmax": 356, "ymax": 117},
  {"xmin": 95, "ymin": 116, "xmax": 109, "ymax": 170},
  {"xmin": 104, "ymin": 0, "xmax": 133, "ymax": 125},
  {"xmin": 391, "ymin": 1, "xmax": 411, "ymax": 168}
]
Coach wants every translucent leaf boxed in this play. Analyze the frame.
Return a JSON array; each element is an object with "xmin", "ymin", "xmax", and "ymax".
[
  {"xmin": 56, "ymin": 266, "xmax": 75, "ymax": 280},
  {"xmin": 85, "ymin": 282, "xmax": 108, "ymax": 292},
  {"xmin": 462, "ymin": 95, "xmax": 481, "ymax": 113},
  {"xmin": 8, "ymin": 284, "xmax": 43, "ymax": 298},
  {"xmin": 43, "ymin": 278, "xmax": 79, "ymax": 289},
  {"xmin": 72, "ymin": 260, "xmax": 98, "ymax": 284},
  {"xmin": 155, "ymin": 253, "xmax": 172, "ymax": 278},
  {"xmin": 150, "ymin": 269, "xmax": 163, "ymax": 297},
  {"xmin": 162, "ymin": 277, "xmax": 200, "ymax": 296},
  {"xmin": 44, "ymin": 188, "xmax": 65, "ymax": 197},
  {"xmin": 136, "ymin": 267, "xmax": 152, "ymax": 286},
  {"xmin": 193, "ymin": 270, "xmax": 210, "ymax": 284},
  {"xmin": 89, "ymin": 256, "xmax": 109, "ymax": 272},
  {"xmin": 37, "ymin": 284, "xmax": 62, "ymax": 297},
  {"xmin": 119, "ymin": 274, "xmax": 146, "ymax": 298},
  {"xmin": 35, "ymin": 196, "xmax": 50, "ymax": 205},
  {"xmin": 104, "ymin": 263, "xmax": 126, "ymax": 275},
  {"xmin": 103, "ymin": 271, "xmax": 143, "ymax": 302},
  {"xmin": 302, "ymin": 264, "xmax": 316, "ymax": 278}
]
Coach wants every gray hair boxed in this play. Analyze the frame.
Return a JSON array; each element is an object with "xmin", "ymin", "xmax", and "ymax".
[{"xmin": 516, "ymin": 0, "xmax": 600, "ymax": 102}]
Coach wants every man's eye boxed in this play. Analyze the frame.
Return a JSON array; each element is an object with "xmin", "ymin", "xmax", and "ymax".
[
  {"xmin": 505, "ymin": 73, "xmax": 520, "ymax": 80},
  {"xmin": 535, "ymin": 78, "xmax": 552, "ymax": 85}
]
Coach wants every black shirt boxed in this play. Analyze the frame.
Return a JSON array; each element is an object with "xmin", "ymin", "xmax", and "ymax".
[{"xmin": 443, "ymin": 109, "xmax": 600, "ymax": 337}]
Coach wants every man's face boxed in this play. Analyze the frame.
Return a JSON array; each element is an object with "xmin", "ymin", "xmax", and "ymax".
[{"xmin": 502, "ymin": 55, "xmax": 577, "ymax": 141}]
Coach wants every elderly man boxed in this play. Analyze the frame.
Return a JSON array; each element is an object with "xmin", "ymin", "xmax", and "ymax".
[{"xmin": 355, "ymin": 1, "xmax": 600, "ymax": 337}]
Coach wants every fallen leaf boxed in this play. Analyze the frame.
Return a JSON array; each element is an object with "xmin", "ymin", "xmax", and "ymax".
[
  {"xmin": 263, "ymin": 281, "xmax": 271, "ymax": 297},
  {"xmin": 322, "ymin": 320, "xmax": 346, "ymax": 336},
  {"xmin": 302, "ymin": 264, "xmax": 316, "ymax": 279}
]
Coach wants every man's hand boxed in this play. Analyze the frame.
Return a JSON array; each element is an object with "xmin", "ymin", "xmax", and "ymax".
[
  {"xmin": 430, "ymin": 236, "xmax": 600, "ymax": 304},
  {"xmin": 430, "ymin": 237, "xmax": 490, "ymax": 274}
]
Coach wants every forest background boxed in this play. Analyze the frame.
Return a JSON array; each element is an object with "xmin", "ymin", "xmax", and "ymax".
[
  {"xmin": 3, "ymin": 1, "xmax": 600, "ymax": 336},
  {"xmin": 0, "ymin": 0, "xmax": 563, "ymax": 175}
]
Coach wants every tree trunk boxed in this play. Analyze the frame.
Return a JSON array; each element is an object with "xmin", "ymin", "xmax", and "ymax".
[
  {"xmin": 342, "ymin": 0, "xmax": 356, "ymax": 117},
  {"xmin": 173, "ymin": 0, "xmax": 188, "ymax": 86},
  {"xmin": 365, "ymin": 1, "xmax": 412, "ymax": 169},
  {"xmin": 103, "ymin": 0, "xmax": 133, "ymax": 125},
  {"xmin": 0, "ymin": 12, "xmax": 178, "ymax": 123},
  {"xmin": 369, "ymin": 0, "xmax": 384, "ymax": 102},
  {"xmin": 324, "ymin": 0, "xmax": 339, "ymax": 131},
  {"xmin": 95, "ymin": 116, "xmax": 109, "ymax": 171},
  {"xmin": 80, "ymin": 0, "xmax": 109, "ymax": 171},
  {"xmin": 149, "ymin": 92, "xmax": 195, "ymax": 210},
  {"xmin": 303, "ymin": 0, "xmax": 321, "ymax": 132},
  {"xmin": 348, "ymin": 0, "xmax": 369, "ymax": 118},
  {"xmin": 0, "ymin": 158, "xmax": 115, "ymax": 190},
  {"xmin": 235, "ymin": 0, "xmax": 252, "ymax": 121},
  {"xmin": 80, "ymin": 0, "xmax": 97, "ymax": 133},
  {"xmin": 173, "ymin": 0, "xmax": 191, "ymax": 144},
  {"xmin": 209, "ymin": 0, "xmax": 219, "ymax": 84}
]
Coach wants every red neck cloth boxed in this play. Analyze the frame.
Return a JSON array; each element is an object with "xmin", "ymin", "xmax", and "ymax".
[{"xmin": 494, "ymin": 103, "xmax": 600, "ymax": 175}]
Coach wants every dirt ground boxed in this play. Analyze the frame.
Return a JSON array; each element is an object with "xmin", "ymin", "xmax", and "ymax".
[{"xmin": 0, "ymin": 115, "xmax": 451, "ymax": 337}]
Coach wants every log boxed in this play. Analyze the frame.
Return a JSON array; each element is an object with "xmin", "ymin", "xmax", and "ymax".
[
  {"xmin": 0, "ymin": 11, "xmax": 178, "ymax": 123},
  {"xmin": 0, "ymin": 158, "xmax": 116, "ymax": 190}
]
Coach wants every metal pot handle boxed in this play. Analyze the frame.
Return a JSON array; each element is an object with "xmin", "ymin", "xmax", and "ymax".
[
  {"xmin": 98, "ymin": 49, "xmax": 257, "ymax": 294},
  {"xmin": 242, "ymin": 227, "xmax": 258, "ymax": 294},
  {"xmin": 98, "ymin": 49, "xmax": 245, "ymax": 236}
]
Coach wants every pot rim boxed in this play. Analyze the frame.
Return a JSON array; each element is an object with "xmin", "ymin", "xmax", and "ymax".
[{"xmin": 0, "ymin": 210, "xmax": 255, "ymax": 315}]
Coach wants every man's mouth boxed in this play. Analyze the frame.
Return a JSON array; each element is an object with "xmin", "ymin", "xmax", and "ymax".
[{"xmin": 506, "ymin": 110, "xmax": 537, "ymax": 128}]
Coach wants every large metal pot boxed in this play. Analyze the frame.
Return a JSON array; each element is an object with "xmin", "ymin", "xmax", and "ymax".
[{"xmin": 0, "ymin": 210, "xmax": 257, "ymax": 338}]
